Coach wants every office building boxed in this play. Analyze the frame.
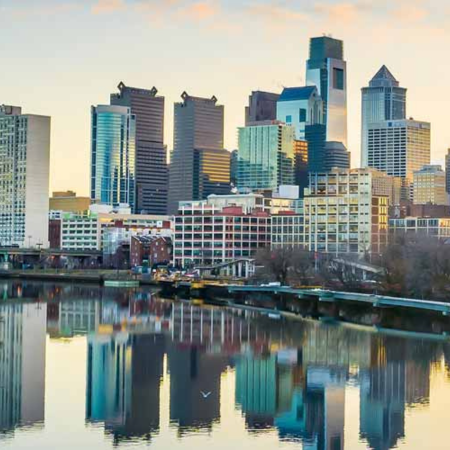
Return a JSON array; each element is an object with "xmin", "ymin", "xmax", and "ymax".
[
  {"xmin": 306, "ymin": 36, "xmax": 347, "ymax": 146},
  {"xmin": 276, "ymin": 86, "xmax": 323, "ymax": 140},
  {"xmin": 0, "ymin": 105, "xmax": 50, "ymax": 247},
  {"xmin": 361, "ymin": 65, "xmax": 407, "ymax": 167},
  {"xmin": 293, "ymin": 140, "xmax": 309, "ymax": 197},
  {"xmin": 90, "ymin": 105, "xmax": 136, "ymax": 211},
  {"xmin": 245, "ymin": 90, "xmax": 279, "ymax": 125},
  {"xmin": 168, "ymin": 93, "xmax": 230, "ymax": 213},
  {"xmin": 323, "ymin": 141, "xmax": 350, "ymax": 171},
  {"xmin": 50, "ymin": 191, "xmax": 91, "ymax": 214},
  {"xmin": 305, "ymin": 123, "xmax": 327, "ymax": 172},
  {"xmin": 173, "ymin": 195, "xmax": 270, "ymax": 270},
  {"xmin": 305, "ymin": 168, "xmax": 389, "ymax": 255},
  {"xmin": 271, "ymin": 213, "xmax": 306, "ymax": 249},
  {"xmin": 367, "ymin": 119, "xmax": 430, "ymax": 185},
  {"xmin": 111, "ymin": 82, "xmax": 168, "ymax": 214},
  {"xmin": 230, "ymin": 149, "xmax": 238, "ymax": 186},
  {"xmin": 413, "ymin": 165, "xmax": 448, "ymax": 205},
  {"xmin": 237, "ymin": 121, "xmax": 295, "ymax": 192}
]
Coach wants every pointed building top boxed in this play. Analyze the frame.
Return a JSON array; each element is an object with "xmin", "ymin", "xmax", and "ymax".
[{"xmin": 369, "ymin": 65, "xmax": 400, "ymax": 88}]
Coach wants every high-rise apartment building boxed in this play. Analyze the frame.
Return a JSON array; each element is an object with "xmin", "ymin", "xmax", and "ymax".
[
  {"xmin": 237, "ymin": 121, "xmax": 295, "ymax": 192},
  {"xmin": 245, "ymin": 91, "xmax": 279, "ymax": 125},
  {"xmin": 306, "ymin": 36, "xmax": 347, "ymax": 146},
  {"xmin": 0, "ymin": 105, "xmax": 50, "ymax": 247},
  {"xmin": 413, "ymin": 165, "xmax": 448, "ymax": 205},
  {"xmin": 90, "ymin": 105, "xmax": 136, "ymax": 211},
  {"xmin": 110, "ymin": 82, "xmax": 168, "ymax": 214},
  {"xmin": 168, "ymin": 93, "xmax": 230, "ymax": 214},
  {"xmin": 304, "ymin": 168, "xmax": 389, "ymax": 255},
  {"xmin": 361, "ymin": 66, "xmax": 407, "ymax": 167},
  {"xmin": 367, "ymin": 119, "xmax": 430, "ymax": 184}
]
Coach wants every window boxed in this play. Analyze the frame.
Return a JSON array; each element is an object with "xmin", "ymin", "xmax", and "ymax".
[
  {"xmin": 299, "ymin": 108, "xmax": 307, "ymax": 122},
  {"xmin": 333, "ymin": 68, "xmax": 344, "ymax": 90},
  {"xmin": 285, "ymin": 115, "xmax": 292, "ymax": 124}
]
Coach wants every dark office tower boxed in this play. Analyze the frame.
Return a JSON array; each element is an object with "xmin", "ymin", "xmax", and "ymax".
[
  {"xmin": 293, "ymin": 140, "xmax": 309, "ymax": 197},
  {"xmin": 306, "ymin": 36, "xmax": 347, "ymax": 147},
  {"xmin": 305, "ymin": 124, "xmax": 327, "ymax": 172},
  {"xmin": 168, "ymin": 92, "xmax": 230, "ymax": 213},
  {"xmin": 245, "ymin": 91, "xmax": 280, "ymax": 125},
  {"xmin": 230, "ymin": 149, "xmax": 238, "ymax": 186},
  {"xmin": 361, "ymin": 66, "xmax": 407, "ymax": 167},
  {"xmin": 323, "ymin": 141, "xmax": 351, "ymax": 171},
  {"xmin": 110, "ymin": 82, "xmax": 168, "ymax": 214}
]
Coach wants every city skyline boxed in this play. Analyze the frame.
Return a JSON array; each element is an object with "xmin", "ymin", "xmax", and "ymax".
[{"xmin": 2, "ymin": 0, "xmax": 450, "ymax": 195}]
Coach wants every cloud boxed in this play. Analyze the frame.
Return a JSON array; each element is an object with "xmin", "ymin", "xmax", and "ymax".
[
  {"xmin": 92, "ymin": 0, "xmax": 126, "ymax": 14},
  {"xmin": 314, "ymin": 2, "xmax": 364, "ymax": 24},
  {"xmin": 179, "ymin": 1, "xmax": 218, "ymax": 21},
  {"xmin": 248, "ymin": 3, "xmax": 307, "ymax": 23},
  {"xmin": 392, "ymin": 4, "xmax": 428, "ymax": 23}
]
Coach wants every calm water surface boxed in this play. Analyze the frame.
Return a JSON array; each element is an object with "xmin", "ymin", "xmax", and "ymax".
[{"xmin": 1, "ymin": 281, "xmax": 450, "ymax": 449}]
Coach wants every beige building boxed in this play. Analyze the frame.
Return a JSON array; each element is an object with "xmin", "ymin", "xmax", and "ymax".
[
  {"xmin": 413, "ymin": 165, "xmax": 448, "ymax": 206},
  {"xmin": 305, "ymin": 168, "xmax": 389, "ymax": 255},
  {"xmin": 50, "ymin": 191, "xmax": 91, "ymax": 213}
]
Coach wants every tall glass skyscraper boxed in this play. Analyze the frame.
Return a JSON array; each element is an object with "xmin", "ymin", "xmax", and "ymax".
[
  {"xmin": 361, "ymin": 66, "xmax": 407, "ymax": 167},
  {"xmin": 237, "ymin": 121, "xmax": 295, "ymax": 192},
  {"xmin": 90, "ymin": 105, "xmax": 136, "ymax": 211},
  {"xmin": 306, "ymin": 36, "xmax": 347, "ymax": 146}
]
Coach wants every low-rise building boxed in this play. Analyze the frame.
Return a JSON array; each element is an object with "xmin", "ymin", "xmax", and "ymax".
[
  {"xmin": 304, "ymin": 169, "xmax": 389, "ymax": 255},
  {"xmin": 173, "ymin": 195, "xmax": 270, "ymax": 268},
  {"xmin": 130, "ymin": 235, "xmax": 172, "ymax": 267},
  {"xmin": 389, "ymin": 217, "xmax": 450, "ymax": 239},
  {"xmin": 57, "ymin": 205, "xmax": 171, "ymax": 252},
  {"xmin": 271, "ymin": 212, "xmax": 306, "ymax": 249},
  {"xmin": 49, "ymin": 191, "xmax": 91, "ymax": 214}
]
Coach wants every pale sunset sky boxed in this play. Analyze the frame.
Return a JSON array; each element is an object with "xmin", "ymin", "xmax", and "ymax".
[{"xmin": 1, "ymin": 0, "xmax": 450, "ymax": 195}]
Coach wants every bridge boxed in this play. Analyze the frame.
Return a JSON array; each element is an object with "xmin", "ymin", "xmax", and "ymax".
[
  {"xmin": 195, "ymin": 258, "xmax": 255, "ymax": 278},
  {"xmin": 227, "ymin": 285, "xmax": 450, "ymax": 316}
]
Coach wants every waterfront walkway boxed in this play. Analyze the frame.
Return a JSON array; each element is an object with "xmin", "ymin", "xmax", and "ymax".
[{"xmin": 227, "ymin": 285, "xmax": 450, "ymax": 316}]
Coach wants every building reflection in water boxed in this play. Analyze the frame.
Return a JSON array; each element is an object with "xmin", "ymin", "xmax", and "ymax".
[
  {"xmin": 0, "ymin": 302, "xmax": 47, "ymax": 437},
  {"xmin": 0, "ymin": 282, "xmax": 448, "ymax": 449}
]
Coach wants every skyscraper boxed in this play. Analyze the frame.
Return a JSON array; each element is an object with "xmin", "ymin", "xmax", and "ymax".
[
  {"xmin": 361, "ymin": 66, "xmax": 407, "ymax": 167},
  {"xmin": 0, "ymin": 105, "xmax": 50, "ymax": 247},
  {"xmin": 245, "ymin": 90, "xmax": 280, "ymax": 125},
  {"xmin": 367, "ymin": 119, "xmax": 430, "ymax": 184},
  {"xmin": 168, "ymin": 92, "xmax": 230, "ymax": 213},
  {"xmin": 110, "ymin": 82, "xmax": 168, "ymax": 214},
  {"xmin": 276, "ymin": 86, "xmax": 323, "ymax": 140},
  {"xmin": 90, "ymin": 105, "xmax": 136, "ymax": 211},
  {"xmin": 306, "ymin": 36, "xmax": 347, "ymax": 146},
  {"xmin": 323, "ymin": 141, "xmax": 351, "ymax": 171},
  {"xmin": 237, "ymin": 121, "xmax": 295, "ymax": 192}
]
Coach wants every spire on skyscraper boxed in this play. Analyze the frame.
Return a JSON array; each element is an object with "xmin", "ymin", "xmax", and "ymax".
[{"xmin": 369, "ymin": 65, "xmax": 400, "ymax": 88}]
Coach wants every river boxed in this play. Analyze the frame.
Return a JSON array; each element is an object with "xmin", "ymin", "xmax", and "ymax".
[{"xmin": 0, "ymin": 280, "xmax": 449, "ymax": 450}]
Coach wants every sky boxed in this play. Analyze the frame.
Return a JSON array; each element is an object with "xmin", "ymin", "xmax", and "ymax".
[{"xmin": 2, "ymin": 0, "xmax": 450, "ymax": 196}]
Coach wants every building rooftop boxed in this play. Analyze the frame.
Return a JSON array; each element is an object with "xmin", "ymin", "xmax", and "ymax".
[
  {"xmin": 278, "ymin": 86, "xmax": 318, "ymax": 102},
  {"xmin": 369, "ymin": 65, "xmax": 400, "ymax": 88}
]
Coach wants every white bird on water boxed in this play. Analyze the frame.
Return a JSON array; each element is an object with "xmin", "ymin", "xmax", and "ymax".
[{"xmin": 200, "ymin": 390, "xmax": 211, "ymax": 398}]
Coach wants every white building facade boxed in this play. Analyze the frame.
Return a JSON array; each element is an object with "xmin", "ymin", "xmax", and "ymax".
[{"xmin": 0, "ymin": 105, "xmax": 50, "ymax": 247}]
